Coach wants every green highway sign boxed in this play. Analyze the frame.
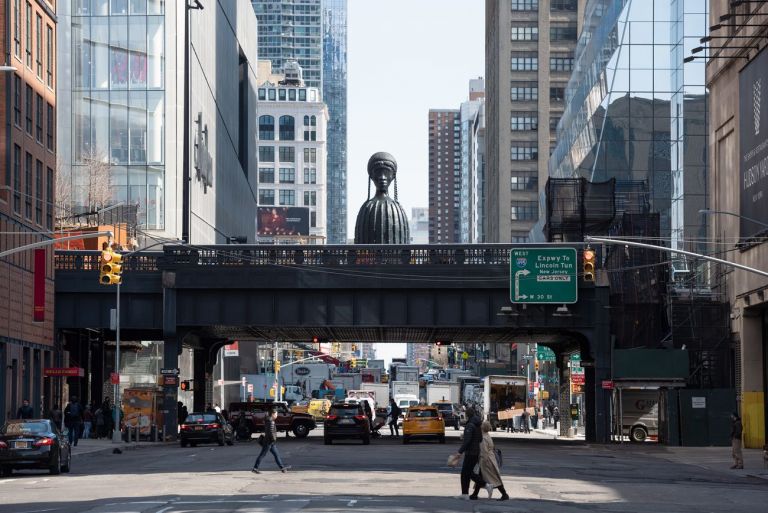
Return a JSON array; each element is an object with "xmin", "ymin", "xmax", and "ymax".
[
  {"xmin": 537, "ymin": 346, "xmax": 556, "ymax": 362},
  {"xmin": 510, "ymin": 248, "xmax": 578, "ymax": 304}
]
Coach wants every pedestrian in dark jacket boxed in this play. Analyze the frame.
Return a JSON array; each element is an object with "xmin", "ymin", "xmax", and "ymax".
[
  {"xmin": 452, "ymin": 407, "xmax": 485, "ymax": 500},
  {"xmin": 388, "ymin": 398, "xmax": 402, "ymax": 437},
  {"xmin": 730, "ymin": 412, "xmax": 744, "ymax": 469},
  {"xmin": 251, "ymin": 408, "xmax": 289, "ymax": 473},
  {"xmin": 64, "ymin": 396, "xmax": 83, "ymax": 446},
  {"xmin": 17, "ymin": 399, "xmax": 34, "ymax": 419}
]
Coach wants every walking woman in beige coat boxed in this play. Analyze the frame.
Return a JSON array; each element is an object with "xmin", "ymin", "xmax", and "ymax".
[{"xmin": 471, "ymin": 421, "xmax": 509, "ymax": 500}]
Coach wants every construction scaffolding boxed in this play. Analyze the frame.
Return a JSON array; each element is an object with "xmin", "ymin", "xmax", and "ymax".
[{"xmin": 545, "ymin": 178, "xmax": 616, "ymax": 242}]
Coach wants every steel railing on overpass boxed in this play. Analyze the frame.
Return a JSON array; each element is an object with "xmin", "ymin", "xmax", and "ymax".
[{"xmin": 55, "ymin": 244, "xmax": 587, "ymax": 270}]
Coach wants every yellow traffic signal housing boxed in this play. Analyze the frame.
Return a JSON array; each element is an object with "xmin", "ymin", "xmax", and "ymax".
[
  {"xmin": 274, "ymin": 360, "xmax": 281, "ymax": 373},
  {"xmin": 99, "ymin": 249, "xmax": 123, "ymax": 285},
  {"xmin": 583, "ymin": 249, "xmax": 596, "ymax": 282}
]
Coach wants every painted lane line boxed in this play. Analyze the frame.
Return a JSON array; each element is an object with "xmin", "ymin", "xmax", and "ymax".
[{"xmin": 347, "ymin": 500, "xmax": 357, "ymax": 507}]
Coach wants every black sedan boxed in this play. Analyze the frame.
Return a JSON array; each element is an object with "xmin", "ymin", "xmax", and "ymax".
[
  {"xmin": 432, "ymin": 402, "xmax": 461, "ymax": 430},
  {"xmin": 324, "ymin": 402, "xmax": 370, "ymax": 445},
  {"xmin": 0, "ymin": 419, "xmax": 71, "ymax": 475},
  {"xmin": 179, "ymin": 413, "xmax": 234, "ymax": 447}
]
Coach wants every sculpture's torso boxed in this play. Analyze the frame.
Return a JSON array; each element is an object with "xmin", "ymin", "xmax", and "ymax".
[{"xmin": 354, "ymin": 193, "xmax": 410, "ymax": 244}]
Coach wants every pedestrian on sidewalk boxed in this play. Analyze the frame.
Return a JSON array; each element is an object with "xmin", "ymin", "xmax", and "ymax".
[
  {"xmin": 388, "ymin": 398, "xmax": 401, "ymax": 437},
  {"xmin": 83, "ymin": 405, "xmax": 94, "ymax": 439},
  {"xmin": 521, "ymin": 409, "xmax": 531, "ymax": 434},
  {"xmin": 475, "ymin": 421, "xmax": 509, "ymax": 501},
  {"xmin": 16, "ymin": 399, "xmax": 34, "ymax": 419},
  {"xmin": 252, "ymin": 407, "xmax": 289, "ymax": 474},
  {"xmin": 49, "ymin": 404, "xmax": 63, "ymax": 430},
  {"xmin": 730, "ymin": 412, "xmax": 744, "ymax": 469},
  {"xmin": 64, "ymin": 396, "xmax": 83, "ymax": 446},
  {"xmin": 452, "ymin": 406, "xmax": 485, "ymax": 501}
]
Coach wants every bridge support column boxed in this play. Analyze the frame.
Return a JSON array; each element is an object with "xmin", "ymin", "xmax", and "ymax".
[
  {"xmin": 193, "ymin": 349, "xmax": 207, "ymax": 412},
  {"xmin": 162, "ymin": 283, "xmax": 179, "ymax": 440},
  {"xmin": 586, "ymin": 287, "xmax": 612, "ymax": 444}
]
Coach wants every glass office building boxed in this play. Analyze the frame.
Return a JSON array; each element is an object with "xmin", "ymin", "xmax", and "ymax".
[
  {"xmin": 322, "ymin": 0, "xmax": 347, "ymax": 244},
  {"xmin": 549, "ymin": 0, "xmax": 708, "ymax": 255},
  {"xmin": 65, "ymin": 1, "xmax": 166, "ymax": 230}
]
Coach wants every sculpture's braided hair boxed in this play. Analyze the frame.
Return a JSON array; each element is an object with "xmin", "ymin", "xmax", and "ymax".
[
  {"xmin": 367, "ymin": 178, "xmax": 371, "ymax": 200},
  {"xmin": 395, "ymin": 177, "xmax": 398, "ymax": 201}
]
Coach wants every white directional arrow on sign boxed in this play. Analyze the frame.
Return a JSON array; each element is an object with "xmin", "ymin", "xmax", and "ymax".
[{"xmin": 514, "ymin": 269, "xmax": 530, "ymax": 301}]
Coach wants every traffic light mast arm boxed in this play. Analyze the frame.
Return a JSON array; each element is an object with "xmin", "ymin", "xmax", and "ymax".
[
  {"xmin": 0, "ymin": 231, "xmax": 113, "ymax": 258},
  {"xmin": 585, "ymin": 236, "xmax": 768, "ymax": 278}
]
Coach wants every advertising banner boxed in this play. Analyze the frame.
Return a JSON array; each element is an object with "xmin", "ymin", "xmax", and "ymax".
[
  {"xmin": 257, "ymin": 207, "xmax": 310, "ymax": 236},
  {"xmin": 33, "ymin": 249, "xmax": 45, "ymax": 322},
  {"xmin": 739, "ymin": 46, "xmax": 768, "ymax": 238}
]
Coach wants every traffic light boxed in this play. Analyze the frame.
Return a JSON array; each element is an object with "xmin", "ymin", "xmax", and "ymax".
[
  {"xmin": 583, "ymin": 248, "xmax": 596, "ymax": 282},
  {"xmin": 99, "ymin": 249, "xmax": 123, "ymax": 285},
  {"xmin": 274, "ymin": 360, "xmax": 281, "ymax": 373},
  {"xmin": 535, "ymin": 359, "xmax": 540, "ymax": 372},
  {"xmin": 180, "ymin": 380, "xmax": 191, "ymax": 391},
  {"xmin": 351, "ymin": 358, "xmax": 357, "ymax": 368},
  {"xmin": 351, "ymin": 344, "xmax": 357, "ymax": 352}
]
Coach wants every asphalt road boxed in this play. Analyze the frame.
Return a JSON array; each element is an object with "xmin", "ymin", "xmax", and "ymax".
[{"xmin": 0, "ymin": 428, "xmax": 765, "ymax": 513}]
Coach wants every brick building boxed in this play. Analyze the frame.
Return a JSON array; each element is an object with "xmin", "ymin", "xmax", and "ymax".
[
  {"xmin": 428, "ymin": 109, "xmax": 461, "ymax": 243},
  {"xmin": 0, "ymin": 0, "xmax": 58, "ymax": 424}
]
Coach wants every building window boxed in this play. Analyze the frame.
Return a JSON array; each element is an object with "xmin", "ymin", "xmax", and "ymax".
[
  {"xmin": 510, "ymin": 201, "xmax": 538, "ymax": 220},
  {"xmin": 46, "ymin": 167, "xmax": 53, "ymax": 229},
  {"xmin": 299, "ymin": 89, "xmax": 306, "ymax": 101},
  {"xmin": 13, "ymin": 145, "xmax": 21, "ymax": 213},
  {"xmin": 46, "ymin": 25, "xmax": 53, "ymax": 88},
  {"xmin": 268, "ymin": 89, "xmax": 276, "ymax": 101},
  {"xmin": 258, "ymin": 88, "xmax": 266, "ymax": 101},
  {"xmin": 550, "ymin": 116, "xmax": 562, "ymax": 131},
  {"xmin": 259, "ymin": 168, "xmax": 275, "ymax": 183},
  {"xmin": 310, "ymin": 210, "xmax": 317, "ymax": 228},
  {"xmin": 550, "ymin": 86, "xmax": 566, "ymax": 102},
  {"xmin": 279, "ymin": 167, "xmax": 295, "ymax": 184},
  {"xmin": 550, "ymin": 23, "xmax": 577, "ymax": 42},
  {"xmin": 13, "ymin": 0, "xmax": 21, "ymax": 59},
  {"xmin": 46, "ymin": 103, "xmax": 54, "ymax": 150},
  {"xmin": 25, "ymin": 2, "xmax": 31, "ymax": 69},
  {"xmin": 511, "ymin": 0, "xmax": 537, "ymax": 10},
  {"xmin": 279, "ymin": 146, "xmax": 295, "ymax": 163},
  {"xmin": 36, "ymin": 94, "xmax": 43, "ymax": 143},
  {"xmin": 279, "ymin": 115, "xmax": 295, "ymax": 140},
  {"xmin": 304, "ymin": 190, "xmax": 316, "ymax": 206},
  {"xmin": 13, "ymin": 75, "xmax": 21, "ymax": 127},
  {"xmin": 259, "ymin": 146, "xmax": 275, "ymax": 163},
  {"xmin": 511, "ymin": 144, "xmax": 538, "ymax": 161},
  {"xmin": 551, "ymin": 0, "xmax": 577, "ymax": 11},
  {"xmin": 303, "ymin": 115, "xmax": 317, "ymax": 141},
  {"xmin": 511, "ymin": 171, "xmax": 538, "ymax": 190},
  {"xmin": 304, "ymin": 168, "xmax": 317, "ymax": 184},
  {"xmin": 36, "ymin": 14, "xmax": 42, "ymax": 78},
  {"xmin": 510, "ymin": 81, "xmax": 538, "ymax": 101},
  {"xmin": 258, "ymin": 189, "xmax": 275, "ymax": 205},
  {"xmin": 510, "ymin": 25, "xmax": 538, "ymax": 41},
  {"xmin": 25, "ymin": 85, "xmax": 32, "ymax": 135},
  {"xmin": 25, "ymin": 152, "xmax": 32, "ymax": 219},
  {"xmin": 279, "ymin": 189, "xmax": 295, "ymax": 206},
  {"xmin": 511, "ymin": 52, "xmax": 538, "ymax": 71},
  {"xmin": 278, "ymin": 89, "xmax": 286, "ymax": 101},
  {"xmin": 259, "ymin": 115, "xmax": 275, "ymax": 140},
  {"xmin": 511, "ymin": 112, "xmax": 538, "ymax": 131},
  {"xmin": 35, "ymin": 160, "xmax": 43, "ymax": 225},
  {"xmin": 550, "ymin": 54, "xmax": 574, "ymax": 71},
  {"xmin": 511, "ymin": 232, "xmax": 530, "ymax": 243},
  {"xmin": 303, "ymin": 147, "xmax": 317, "ymax": 164}
]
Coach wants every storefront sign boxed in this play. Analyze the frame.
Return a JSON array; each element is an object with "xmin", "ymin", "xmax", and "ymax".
[
  {"xmin": 739, "ymin": 46, "xmax": 768, "ymax": 238},
  {"xmin": 44, "ymin": 367, "xmax": 84, "ymax": 377},
  {"xmin": 224, "ymin": 341, "xmax": 239, "ymax": 357}
]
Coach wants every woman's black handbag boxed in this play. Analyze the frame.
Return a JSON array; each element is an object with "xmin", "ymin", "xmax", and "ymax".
[{"xmin": 495, "ymin": 448, "xmax": 503, "ymax": 469}]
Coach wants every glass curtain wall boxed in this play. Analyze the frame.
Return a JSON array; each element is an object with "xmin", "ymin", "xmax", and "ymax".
[{"xmin": 70, "ymin": 0, "xmax": 165, "ymax": 229}]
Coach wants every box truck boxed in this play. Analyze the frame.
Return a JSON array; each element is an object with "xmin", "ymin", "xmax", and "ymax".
[
  {"xmin": 361, "ymin": 383, "xmax": 390, "ymax": 408},
  {"xmin": 426, "ymin": 382, "xmax": 460, "ymax": 405},
  {"xmin": 482, "ymin": 375, "xmax": 528, "ymax": 430}
]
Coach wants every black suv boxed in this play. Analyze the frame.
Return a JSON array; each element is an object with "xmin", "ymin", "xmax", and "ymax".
[
  {"xmin": 432, "ymin": 402, "xmax": 460, "ymax": 430},
  {"xmin": 179, "ymin": 413, "xmax": 234, "ymax": 447},
  {"xmin": 324, "ymin": 402, "xmax": 370, "ymax": 445}
]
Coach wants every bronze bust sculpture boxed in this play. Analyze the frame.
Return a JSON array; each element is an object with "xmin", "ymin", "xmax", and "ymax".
[{"xmin": 354, "ymin": 152, "xmax": 410, "ymax": 244}]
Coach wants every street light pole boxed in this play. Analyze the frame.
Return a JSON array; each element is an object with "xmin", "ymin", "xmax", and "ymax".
[
  {"xmin": 112, "ymin": 281, "xmax": 121, "ymax": 443},
  {"xmin": 699, "ymin": 209, "xmax": 768, "ymax": 230}
]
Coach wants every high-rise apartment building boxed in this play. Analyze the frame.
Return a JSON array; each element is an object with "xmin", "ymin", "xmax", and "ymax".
[
  {"xmin": 460, "ymin": 79, "xmax": 485, "ymax": 243},
  {"xmin": 252, "ymin": 0, "xmax": 347, "ymax": 244},
  {"xmin": 428, "ymin": 110, "xmax": 461, "ymax": 243},
  {"xmin": 0, "ymin": 0, "xmax": 58, "ymax": 425},
  {"xmin": 322, "ymin": 0, "xmax": 347, "ymax": 244},
  {"xmin": 485, "ymin": 0, "xmax": 584, "ymax": 242}
]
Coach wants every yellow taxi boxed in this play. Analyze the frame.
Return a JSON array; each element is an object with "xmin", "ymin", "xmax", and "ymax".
[{"xmin": 402, "ymin": 405, "xmax": 445, "ymax": 444}]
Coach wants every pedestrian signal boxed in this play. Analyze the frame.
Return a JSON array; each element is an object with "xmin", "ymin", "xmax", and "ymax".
[
  {"xmin": 99, "ymin": 249, "xmax": 123, "ymax": 285},
  {"xmin": 583, "ymin": 249, "xmax": 596, "ymax": 282},
  {"xmin": 180, "ymin": 380, "xmax": 191, "ymax": 391}
]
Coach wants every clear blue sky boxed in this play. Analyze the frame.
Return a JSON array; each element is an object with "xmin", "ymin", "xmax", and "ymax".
[
  {"xmin": 346, "ymin": 1, "xmax": 485, "ymax": 365},
  {"xmin": 346, "ymin": 0, "xmax": 485, "ymax": 237}
]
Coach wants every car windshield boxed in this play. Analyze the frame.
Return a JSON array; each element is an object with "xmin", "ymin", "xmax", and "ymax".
[
  {"xmin": 1, "ymin": 421, "xmax": 50, "ymax": 435},
  {"xmin": 331, "ymin": 407, "xmax": 360, "ymax": 416},
  {"xmin": 409, "ymin": 409, "xmax": 437, "ymax": 418},
  {"xmin": 184, "ymin": 414, "xmax": 218, "ymax": 423}
]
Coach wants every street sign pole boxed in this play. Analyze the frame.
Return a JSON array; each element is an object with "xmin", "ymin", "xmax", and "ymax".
[{"xmin": 112, "ymin": 281, "xmax": 121, "ymax": 443}]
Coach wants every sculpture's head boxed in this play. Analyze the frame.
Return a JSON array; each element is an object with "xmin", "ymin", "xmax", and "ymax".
[{"xmin": 367, "ymin": 152, "xmax": 397, "ymax": 194}]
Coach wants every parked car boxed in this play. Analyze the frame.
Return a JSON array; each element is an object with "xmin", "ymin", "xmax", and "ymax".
[
  {"xmin": 402, "ymin": 405, "xmax": 445, "ymax": 444},
  {"xmin": 432, "ymin": 401, "xmax": 460, "ymax": 430},
  {"xmin": 324, "ymin": 402, "xmax": 370, "ymax": 445},
  {"xmin": 229, "ymin": 401, "xmax": 316, "ymax": 438},
  {"xmin": 179, "ymin": 412, "xmax": 234, "ymax": 447},
  {"xmin": 0, "ymin": 419, "xmax": 71, "ymax": 475}
]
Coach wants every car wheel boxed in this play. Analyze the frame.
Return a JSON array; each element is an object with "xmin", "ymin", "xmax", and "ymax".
[
  {"xmin": 61, "ymin": 450, "xmax": 71, "ymax": 473},
  {"xmin": 49, "ymin": 450, "xmax": 61, "ymax": 475},
  {"xmin": 402, "ymin": 436, "xmax": 409, "ymax": 444},
  {"xmin": 0, "ymin": 467, "xmax": 10, "ymax": 477},
  {"xmin": 292, "ymin": 423, "xmax": 310, "ymax": 438},
  {"xmin": 218, "ymin": 434, "xmax": 225, "ymax": 447},
  {"xmin": 439, "ymin": 435, "xmax": 446, "ymax": 444},
  {"xmin": 454, "ymin": 422, "xmax": 460, "ymax": 431},
  {"xmin": 190, "ymin": 442, "xmax": 198, "ymax": 447},
  {"xmin": 362, "ymin": 435, "xmax": 370, "ymax": 445},
  {"xmin": 631, "ymin": 426, "xmax": 648, "ymax": 443},
  {"xmin": 226, "ymin": 437, "xmax": 234, "ymax": 446},
  {"xmin": 180, "ymin": 440, "xmax": 188, "ymax": 448},
  {"xmin": 324, "ymin": 436, "xmax": 332, "ymax": 445}
]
